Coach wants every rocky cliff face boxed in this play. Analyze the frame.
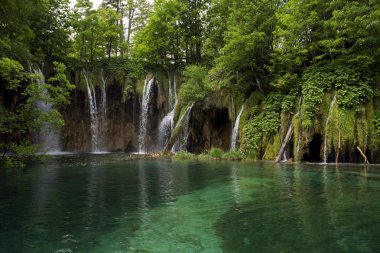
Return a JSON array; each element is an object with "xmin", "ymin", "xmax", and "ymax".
[
  {"xmin": 60, "ymin": 81, "xmax": 137, "ymax": 152},
  {"xmin": 188, "ymin": 102, "xmax": 232, "ymax": 153}
]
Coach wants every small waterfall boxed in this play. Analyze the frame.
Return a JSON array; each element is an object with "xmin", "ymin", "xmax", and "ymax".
[
  {"xmin": 283, "ymin": 149, "xmax": 288, "ymax": 162},
  {"xmin": 323, "ymin": 94, "xmax": 337, "ymax": 163},
  {"xmin": 99, "ymin": 69, "xmax": 107, "ymax": 147},
  {"xmin": 34, "ymin": 68, "xmax": 61, "ymax": 153},
  {"xmin": 84, "ymin": 71, "xmax": 100, "ymax": 152},
  {"xmin": 168, "ymin": 72, "xmax": 173, "ymax": 111},
  {"xmin": 171, "ymin": 103, "xmax": 194, "ymax": 152},
  {"xmin": 138, "ymin": 77, "xmax": 155, "ymax": 153},
  {"xmin": 230, "ymin": 104, "xmax": 244, "ymax": 150},
  {"xmin": 295, "ymin": 96, "xmax": 302, "ymax": 162},
  {"xmin": 158, "ymin": 110, "xmax": 174, "ymax": 149}
]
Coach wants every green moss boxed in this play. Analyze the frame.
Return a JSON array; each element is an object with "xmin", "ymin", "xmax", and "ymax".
[
  {"xmin": 339, "ymin": 110, "xmax": 355, "ymax": 143},
  {"xmin": 356, "ymin": 114, "xmax": 368, "ymax": 149},
  {"xmin": 292, "ymin": 114, "xmax": 301, "ymax": 162},
  {"xmin": 241, "ymin": 93, "xmax": 282, "ymax": 156},
  {"xmin": 262, "ymin": 134, "xmax": 281, "ymax": 160},
  {"xmin": 136, "ymin": 75, "xmax": 146, "ymax": 97}
]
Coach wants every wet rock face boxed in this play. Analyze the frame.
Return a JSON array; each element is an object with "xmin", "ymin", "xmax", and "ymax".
[
  {"xmin": 188, "ymin": 104, "xmax": 232, "ymax": 153},
  {"xmin": 60, "ymin": 82, "xmax": 138, "ymax": 152}
]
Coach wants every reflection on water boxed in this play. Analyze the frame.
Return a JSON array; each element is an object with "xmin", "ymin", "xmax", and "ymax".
[{"xmin": 0, "ymin": 155, "xmax": 379, "ymax": 253}]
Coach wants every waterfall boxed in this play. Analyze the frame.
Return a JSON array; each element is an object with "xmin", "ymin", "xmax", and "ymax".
[
  {"xmin": 99, "ymin": 69, "xmax": 107, "ymax": 148},
  {"xmin": 158, "ymin": 110, "xmax": 174, "ymax": 149},
  {"xmin": 168, "ymin": 72, "xmax": 173, "ymax": 111},
  {"xmin": 83, "ymin": 70, "xmax": 108, "ymax": 153},
  {"xmin": 171, "ymin": 103, "xmax": 194, "ymax": 153},
  {"xmin": 84, "ymin": 71, "xmax": 100, "ymax": 152},
  {"xmin": 34, "ymin": 68, "xmax": 61, "ymax": 153},
  {"xmin": 283, "ymin": 149, "xmax": 288, "ymax": 162},
  {"xmin": 157, "ymin": 72, "xmax": 178, "ymax": 150},
  {"xmin": 295, "ymin": 96, "xmax": 302, "ymax": 162},
  {"xmin": 138, "ymin": 77, "xmax": 155, "ymax": 153},
  {"xmin": 323, "ymin": 94, "xmax": 337, "ymax": 164},
  {"xmin": 230, "ymin": 104, "xmax": 244, "ymax": 150},
  {"xmin": 173, "ymin": 74, "xmax": 178, "ymax": 105}
]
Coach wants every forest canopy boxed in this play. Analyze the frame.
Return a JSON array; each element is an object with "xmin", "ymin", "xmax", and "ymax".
[{"xmin": 0, "ymin": 0, "xmax": 380, "ymax": 164}]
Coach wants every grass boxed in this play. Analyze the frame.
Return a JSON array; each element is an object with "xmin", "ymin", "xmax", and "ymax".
[
  {"xmin": 173, "ymin": 148, "xmax": 246, "ymax": 161},
  {"xmin": 174, "ymin": 150, "xmax": 196, "ymax": 160}
]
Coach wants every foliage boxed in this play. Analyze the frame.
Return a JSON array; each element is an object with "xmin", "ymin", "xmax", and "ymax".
[
  {"xmin": 105, "ymin": 57, "xmax": 144, "ymax": 82},
  {"xmin": 222, "ymin": 150, "xmax": 245, "ymax": 161},
  {"xmin": 210, "ymin": 0, "xmax": 278, "ymax": 91},
  {"xmin": 178, "ymin": 65, "xmax": 211, "ymax": 105},
  {"xmin": 174, "ymin": 150, "xmax": 196, "ymax": 160},
  {"xmin": 71, "ymin": 2, "xmax": 123, "ymax": 64},
  {"xmin": 133, "ymin": 0, "xmax": 206, "ymax": 66},
  {"xmin": 375, "ymin": 111, "xmax": 380, "ymax": 137},
  {"xmin": 0, "ymin": 59, "xmax": 74, "ymax": 168},
  {"xmin": 242, "ymin": 93, "xmax": 282, "ymax": 155},
  {"xmin": 281, "ymin": 94, "xmax": 297, "ymax": 113},
  {"xmin": 301, "ymin": 59, "xmax": 374, "ymax": 127},
  {"xmin": 208, "ymin": 148, "xmax": 224, "ymax": 159}
]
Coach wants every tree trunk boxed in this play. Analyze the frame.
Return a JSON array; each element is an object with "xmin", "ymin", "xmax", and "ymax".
[
  {"xmin": 275, "ymin": 124, "xmax": 293, "ymax": 162},
  {"xmin": 356, "ymin": 146, "xmax": 369, "ymax": 164}
]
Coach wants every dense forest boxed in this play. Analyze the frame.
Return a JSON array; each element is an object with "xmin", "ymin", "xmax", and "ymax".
[{"xmin": 1, "ymin": 0, "xmax": 380, "ymax": 167}]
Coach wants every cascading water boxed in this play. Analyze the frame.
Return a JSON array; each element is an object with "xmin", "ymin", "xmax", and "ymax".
[
  {"xmin": 323, "ymin": 94, "xmax": 337, "ymax": 164},
  {"xmin": 168, "ymin": 72, "xmax": 173, "ymax": 111},
  {"xmin": 230, "ymin": 104, "xmax": 244, "ymax": 150},
  {"xmin": 157, "ymin": 72, "xmax": 178, "ymax": 150},
  {"xmin": 34, "ymin": 67, "xmax": 61, "ymax": 153},
  {"xmin": 283, "ymin": 150, "xmax": 288, "ymax": 162},
  {"xmin": 171, "ymin": 103, "xmax": 194, "ymax": 153},
  {"xmin": 83, "ymin": 70, "xmax": 108, "ymax": 152},
  {"xmin": 158, "ymin": 110, "xmax": 174, "ymax": 149},
  {"xmin": 295, "ymin": 96, "xmax": 302, "ymax": 162},
  {"xmin": 84, "ymin": 71, "xmax": 100, "ymax": 152},
  {"xmin": 138, "ymin": 77, "xmax": 155, "ymax": 153},
  {"xmin": 99, "ymin": 69, "xmax": 107, "ymax": 147}
]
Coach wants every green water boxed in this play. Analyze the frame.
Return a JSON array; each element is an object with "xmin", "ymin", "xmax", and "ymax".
[{"xmin": 0, "ymin": 154, "xmax": 379, "ymax": 253}]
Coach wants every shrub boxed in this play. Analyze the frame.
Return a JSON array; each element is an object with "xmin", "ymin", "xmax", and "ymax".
[
  {"xmin": 208, "ymin": 148, "xmax": 224, "ymax": 159},
  {"xmin": 174, "ymin": 150, "xmax": 196, "ymax": 160},
  {"xmin": 223, "ymin": 150, "xmax": 245, "ymax": 160}
]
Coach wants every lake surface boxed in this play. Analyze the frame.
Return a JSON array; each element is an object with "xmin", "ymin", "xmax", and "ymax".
[{"xmin": 0, "ymin": 154, "xmax": 379, "ymax": 253}]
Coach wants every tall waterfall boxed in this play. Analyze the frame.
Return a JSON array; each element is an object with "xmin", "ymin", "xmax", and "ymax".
[
  {"xmin": 138, "ymin": 77, "xmax": 155, "ymax": 153},
  {"xmin": 323, "ymin": 94, "xmax": 337, "ymax": 163},
  {"xmin": 83, "ymin": 70, "xmax": 107, "ymax": 152},
  {"xmin": 230, "ymin": 104, "xmax": 244, "ymax": 150},
  {"xmin": 158, "ymin": 72, "xmax": 178, "ymax": 150},
  {"xmin": 171, "ymin": 103, "xmax": 194, "ymax": 152},
  {"xmin": 34, "ymin": 68, "xmax": 61, "ymax": 153}
]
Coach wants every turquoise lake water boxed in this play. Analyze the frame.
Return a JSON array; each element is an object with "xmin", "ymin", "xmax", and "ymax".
[{"xmin": 0, "ymin": 154, "xmax": 379, "ymax": 252}]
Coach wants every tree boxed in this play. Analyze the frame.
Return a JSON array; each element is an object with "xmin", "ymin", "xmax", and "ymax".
[
  {"xmin": 71, "ymin": 1, "xmax": 122, "ymax": 65},
  {"xmin": 30, "ymin": 0, "xmax": 72, "ymax": 63},
  {"xmin": 210, "ymin": 0, "xmax": 278, "ymax": 93},
  {"xmin": 0, "ymin": 59, "xmax": 74, "ymax": 167}
]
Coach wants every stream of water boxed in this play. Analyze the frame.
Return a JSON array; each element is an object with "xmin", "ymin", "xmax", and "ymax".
[
  {"xmin": 231, "ymin": 104, "xmax": 244, "ymax": 150},
  {"xmin": 323, "ymin": 94, "xmax": 337, "ymax": 163},
  {"xmin": 138, "ymin": 78, "xmax": 155, "ymax": 153}
]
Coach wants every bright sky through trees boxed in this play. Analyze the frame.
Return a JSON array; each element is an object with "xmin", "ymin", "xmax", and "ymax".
[{"xmin": 70, "ymin": 0, "xmax": 102, "ymax": 8}]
